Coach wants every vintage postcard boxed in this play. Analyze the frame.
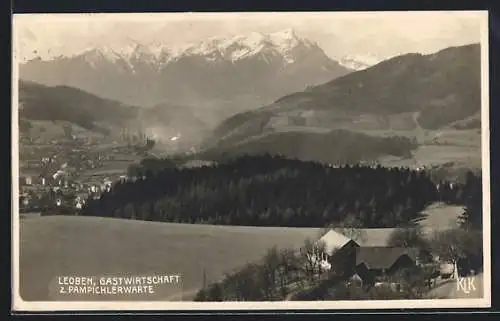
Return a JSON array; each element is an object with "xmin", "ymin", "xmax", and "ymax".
[{"xmin": 11, "ymin": 11, "xmax": 491, "ymax": 311}]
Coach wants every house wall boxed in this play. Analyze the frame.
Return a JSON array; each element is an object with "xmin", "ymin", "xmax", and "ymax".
[
  {"xmin": 354, "ymin": 264, "xmax": 377, "ymax": 285},
  {"xmin": 329, "ymin": 241, "xmax": 360, "ymax": 276},
  {"xmin": 354, "ymin": 255, "xmax": 417, "ymax": 285},
  {"xmin": 387, "ymin": 255, "xmax": 416, "ymax": 275}
]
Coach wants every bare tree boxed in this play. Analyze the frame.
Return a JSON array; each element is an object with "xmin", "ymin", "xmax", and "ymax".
[
  {"xmin": 230, "ymin": 263, "xmax": 263, "ymax": 301},
  {"xmin": 299, "ymin": 238, "xmax": 327, "ymax": 282},
  {"xmin": 276, "ymin": 247, "xmax": 298, "ymax": 299},
  {"xmin": 260, "ymin": 246, "xmax": 281, "ymax": 300},
  {"xmin": 431, "ymin": 228, "xmax": 483, "ymax": 277}
]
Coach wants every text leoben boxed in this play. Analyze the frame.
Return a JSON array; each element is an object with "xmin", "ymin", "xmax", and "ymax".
[
  {"xmin": 58, "ymin": 276, "xmax": 95, "ymax": 286},
  {"xmin": 56, "ymin": 275, "xmax": 182, "ymax": 296}
]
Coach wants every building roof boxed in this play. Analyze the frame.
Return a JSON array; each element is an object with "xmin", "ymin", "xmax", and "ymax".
[
  {"xmin": 355, "ymin": 247, "xmax": 419, "ymax": 270},
  {"xmin": 329, "ymin": 227, "xmax": 450, "ymax": 247},
  {"xmin": 318, "ymin": 229, "xmax": 353, "ymax": 254},
  {"xmin": 331, "ymin": 228, "xmax": 393, "ymax": 247}
]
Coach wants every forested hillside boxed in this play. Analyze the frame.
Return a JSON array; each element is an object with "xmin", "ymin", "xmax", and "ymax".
[
  {"xmin": 76, "ymin": 155, "xmax": 482, "ymax": 229},
  {"xmin": 19, "ymin": 80, "xmax": 139, "ymax": 131},
  {"xmin": 199, "ymin": 130, "xmax": 418, "ymax": 164},
  {"xmin": 210, "ymin": 44, "xmax": 481, "ymax": 148}
]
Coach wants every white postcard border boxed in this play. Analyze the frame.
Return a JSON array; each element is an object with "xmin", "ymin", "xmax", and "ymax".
[{"xmin": 11, "ymin": 10, "xmax": 491, "ymax": 311}]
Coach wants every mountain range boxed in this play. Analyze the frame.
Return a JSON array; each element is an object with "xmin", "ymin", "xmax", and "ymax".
[
  {"xmin": 18, "ymin": 35, "xmax": 481, "ymax": 166},
  {"xmin": 19, "ymin": 29, "xmax": 354, "ymax": 115},
  {"xmin": 202, "ymin": 43, "xmax": 481, "ymax": 163}
]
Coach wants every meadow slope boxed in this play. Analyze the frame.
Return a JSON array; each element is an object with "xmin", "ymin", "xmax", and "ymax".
[{"xmin": 19, "ymin": 215, "xmax": 320, "ymax": 301}]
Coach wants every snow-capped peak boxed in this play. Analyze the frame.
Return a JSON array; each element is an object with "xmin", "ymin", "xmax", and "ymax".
[
  {"xmin": 83, "ymin": 45, "xmax": 122, "ymax": 63},
  {"xmin": 24, "ymin": 28, "xmax": 323, "ymax": 67},
  {"xmin": 91, "ymin": 41, "xmax": 157, "ymax": 60},
  {"xmin": 338, "ymin": 53, "xmax": 382, "ymax": 71},
  {"xmin": 151, "ymin": 28, "xmax": 317, "ymax": 64},
  {"xmin": 268, "ymin": 28, "xmax": 300, "ymax": 46}
]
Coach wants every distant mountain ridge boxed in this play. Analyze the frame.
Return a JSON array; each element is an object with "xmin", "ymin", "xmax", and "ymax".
[
  {"xmin": 19, "ymin": 29, "xmax": 353, "ymax": 110},
  {"xmin": 338, "ymin": 53, "xmax": 382, "ymax": 71},
  {"xmin": 18, "ymin": 80, "xmax": 138, "ymax": 131},
  {"xmin": 211, "ymin": 43, "xmax": 481, "ymax": 144},
  {"xmin": 200, "ymin": 43, "xmax": 481, "ymax": 164},
  {"xmin": 18, "ymin": 80, "xmax": 211, "ymax": 146}
]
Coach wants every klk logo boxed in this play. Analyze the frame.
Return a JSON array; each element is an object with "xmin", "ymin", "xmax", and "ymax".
[{"xmin": 456, "ymin": 277, "xmax": 476, "ymax": 294}]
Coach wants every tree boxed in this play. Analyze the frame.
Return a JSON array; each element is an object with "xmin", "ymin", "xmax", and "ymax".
[
  {"xmin": 145, "ymin": 138, "xmax": 156, "ymax": 150},
  {"xmin": 83, "ymin": 154, "xmax": 438, "ymax": 228},
  {"xmin": 205, "ymin": 283, "xmax": 224, "ymax": 301},
  {"xmin": 260, "ymin": 247, "xmax": 281, "ymax": 300},
  {"xmin": 334, "ymin": 214, "xmax": 367, "ymax": 244},
  {"xmin": 277, "ymin": 248, "xmax": 299, "ymax": 298},
  {"xmin": 389, "ymin": 265, "xmax": 429, "ymax": 298},
  {"xmin": 223, "ymin": 263, "xmax": 263, "ymax": 301},
  {"xmin": 299, "ymin": 239, "xmax": 327, "ymax": 282},
  {"xmin": 123, "ymin": 203, "xmax": 135, "ymax": 219},
  {"xmin": 459, "ymin": 171, "xmax": 482, "ymax": 230},
  {"xmin": 127, "ymin": 163, "xmax": 142, "ymax": 178},
  {"xmin": 431, "ymin": 228, "xmax": 483, "ymax": 277}
]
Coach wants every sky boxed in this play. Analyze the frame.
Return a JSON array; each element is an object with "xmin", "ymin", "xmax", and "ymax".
[{"xmin": 13, "ymin": 11, "xmax": 485, "ymax": 62}]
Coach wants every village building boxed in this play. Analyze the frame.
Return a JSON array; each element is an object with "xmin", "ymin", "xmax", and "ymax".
[
  {"xmin": 316, "ymin": 228, "xmax": 437, "ymax": 287},
  {"xmin": 74, "ymin": 196, "xmax": 85, "ymax": 209},
  {"xmin": 19, "ymin": 175, "xmax": 33, "ymax": 186},
  {"xmin": 353, "ymin": 247, "xmax": 421, "ymax": 286},
  {"xmin": 317, "ymin": 229, "xmax": 360, "ymax": 275}
]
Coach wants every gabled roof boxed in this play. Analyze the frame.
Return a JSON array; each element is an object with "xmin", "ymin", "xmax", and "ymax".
[
  {"xmin": 318, "ymin": 229, "xmax": 355, "ymax": 254},
  {"xmin": 330, "ymin": 227, "xmax": 449, "ymax": 247},
  {"xmin": 355, "ymin": 247, "xmax": 419, "ymax": 270},
  {"xmin": 342, "ymin": 228, "xmax": 396, "ymax": 247}
]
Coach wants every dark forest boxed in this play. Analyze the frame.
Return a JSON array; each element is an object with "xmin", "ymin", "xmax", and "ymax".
[{"xmin": 75, "ymin": 154, "xmax": 482, "ymax": 229}]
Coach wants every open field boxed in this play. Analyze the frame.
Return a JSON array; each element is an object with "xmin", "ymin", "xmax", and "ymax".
[
  {"xmin": 19, "ymin": 216, "xmax": 320, "ymax": 301},
  {"xmin": 18, "ymin": 203, "xmax": 462, "ymax": 301},
  {"xmin": 377, "ymin": 144, "xmax": 481, "ymax": 169},
  {"xmin": 23, "ymin": 120, "xmax": 106, "ymax": 141},
  {"xmin": 418, "ymin": 202, "xmax": 464, "ymax": 231},
  {"xmin": 77, "ymin": 155, "xmax": 143, "ymax": 181},
  {"xmin": 232, "ymin": 116, "xmax": 481, "ymax": 170}
]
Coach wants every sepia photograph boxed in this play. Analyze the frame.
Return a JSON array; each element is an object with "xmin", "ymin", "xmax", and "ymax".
[{"xmin": 11, "ymin": 11, "xmax": 490, "ymax": 311}]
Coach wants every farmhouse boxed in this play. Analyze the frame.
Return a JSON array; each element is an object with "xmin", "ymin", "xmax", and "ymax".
[
  {"xmin": 317, "ymin": 229, "xmax": 360, "ymax": 274},
  {"xmin": 316, "ymin": 228, "xmax": 433, "ymax": 282},
  {"xmin": 354, "ymin": 247, "xmax": 420, "ymax": 285}
]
